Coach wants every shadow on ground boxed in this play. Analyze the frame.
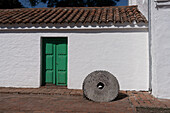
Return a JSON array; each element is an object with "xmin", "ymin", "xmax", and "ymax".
[{"xmin": 114, "ymin": 92, "xmax": 128, "ymax": 101}]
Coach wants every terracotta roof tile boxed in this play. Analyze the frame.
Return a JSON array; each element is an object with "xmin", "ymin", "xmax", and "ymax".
[
  {"xmin": 44, "ymin": 9, "xmax": 62, "ymax": 23},
  {"xmin": 114, "ymin": 8, "xmax": 120, "ymax": 23},
  {"xmin": 58, "ymin": 9, "xmax": 73, "ymax": 23},
  {"xmin": 37, "ymin": 9, "xmax": 54, "ymax": 23},
  {"xmin": 120, "ymin": 8, "xmax": 128, "ymax": 23},
  {"xmin": 85, "ymin": 8, "xmax": 95, "ymax": 23},
  {"xmin": 78, "ymin": 9, "xmax": 90, "ymax": 23},
  {"xmin": 64, "ymin": 9, "xmax": 79, "ymax": 23},
  {"xmin": 23, "ymin": 9, "xmax": 42, "ymax": 23},
  {"xmin": 107, "ymin": 8, "xmax": 113, "ymax": 22},
  {"xmin": 51, "ymin": 9, "xmax": 67, "ymax": 23},
  {"xmin": 0, "ymin": 5, "xmax": 148, "ymax": 25},
  {"xmin": 100, "ymin": 8, "xmax": 107, "ymax": 23},
  {"xmin": 15, "ymin": 10, "xmax": 35, "ymax": 23},
  {"xmin": 71, "ymin": 9, "xmax": 84, "ymax": 23}
]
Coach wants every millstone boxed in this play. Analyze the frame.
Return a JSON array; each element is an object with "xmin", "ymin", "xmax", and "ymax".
[{"xmin": 83, "ymin": 70, "xmax": 119, "ymax": 102}]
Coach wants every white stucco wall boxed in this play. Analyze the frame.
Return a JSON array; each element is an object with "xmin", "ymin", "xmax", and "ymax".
[
  {"xmin": 68, "ymin": 31, "xmax": 149, "ymax": 90},
  {"xmin": 151, "ymin": 1, "xmax": 170, "ymax": 99},
  {"xmin": 0, "ymin": 33, "xmax": 41, "ymax": 88},
  {"xmin": 0, "ymin": 29, "xmax": 149, "ymax": 90}
]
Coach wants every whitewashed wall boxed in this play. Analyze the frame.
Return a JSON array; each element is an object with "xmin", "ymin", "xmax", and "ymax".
[
  {"xmin": 0, "ymin": 29, "xmax": 149, "ymax": 90},
  {"xmin": 68, "ymin": 31, "xmax": 149, "ymax": 90},
  {"xmin": 151, "ymin": 1, "xmax": 170, "ymax": 99},
  {"xmin": 0, "ymin": 33, "xmax": 41, "ymax": 88}
]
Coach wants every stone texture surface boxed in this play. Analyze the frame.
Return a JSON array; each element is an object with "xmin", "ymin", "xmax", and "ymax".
[{"xmin": 83, "ymin": 71, "xmax": 119, "ymax": 102}]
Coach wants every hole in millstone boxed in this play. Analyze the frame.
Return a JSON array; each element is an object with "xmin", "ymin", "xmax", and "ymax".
[{"xmin": 97, "ymin": 82, "xmax": 104, "ymax": 89}]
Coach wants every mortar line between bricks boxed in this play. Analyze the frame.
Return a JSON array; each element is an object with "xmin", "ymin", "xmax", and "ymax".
[
  {"xmin": 128, "ymin": 97, "xmax": 136, "ymax": 113},
  {"xmin": 141, "ymin": 92, "xmax": 150, "ymax": 101},
  {"xmin": 127, "ymin": 91, "xmax": 136, "ymax": 113},
  {"xmin": 153, "ymin": 97, "xmax": 168, "ymax": 108},
  {"xmin": 133, "ymin": 93, "xmax": 140, "ymax": 105},
  {"xmin": 137, "ymin": 92, "xmax": 147, "ymax": 106},
  {"xmin": 153, "ymin": 99, "xmax": 168, "ymax": 108},
  {"xmin": 144, "ymin": 92, "xmax": 153, "ymax": 102},
  {"xmin": 131, "ymin": 92, "xmax": 143, "ymax": 112},
  {"xmin": 141, "ymin": 92, "xmax": 153, "ymax": 107},
  {"xmin": 144, "ymin": 92, "xmax": 163, "ymax": 108}
]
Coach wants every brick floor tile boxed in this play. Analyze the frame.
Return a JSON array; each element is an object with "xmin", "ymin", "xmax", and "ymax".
[
  {"xmin": 159, "ymin": 99, "xmax": 170, "ymax": 108},
  {"xmin": 57, "ymin": 89, "xmax": 67, "ymax": 95},
  {"xmin": 152, "ymin": 100, "xmax": 167, "ymax": 108},
  {"xmin": 75, "ymin": 90, "xmax": 83, "ymax": 96},
  {"xmin": 33, "ymin": 111, "xmax": 56, "ymax": 113},
  {"xmin": 1, "ymin": 87, "xmax": 170, "ymax": 113},
  {"xmin": 0, "ymin": 88, "xmax": 11, "ymax": 93},
  {"xmin": 126, "ymin": 91, "xmax": 133, "ymax": 96},
  {"xmin": 129, "ymin": 96, "xmax": 140, "ymax": 107},
  {"xmin": 146, "ymin": 94, "xmax": 155, "ymax": 101},
  {"xmin": 70, "ymin": 90, "xmax": 81, "ymax": 96},
  {"xmin": 0, "ymin": 111, "xmax": 26, "ymax": 113},
  {"xmin": 0, "ymin": 93, "xmax": 134, "ymax": 112},
  {"xmin": 142, "ymin": 91, "xmax": 151, "ymax": 95},
  {"xmin": 143, "ymin": 100, "xmax": 155, "ymax": 107},
  {"xmin": 138, "ymin": 92, "xmax": 148, "ymax": 101},
  {"xmin": 32, "ymin": 88, "xmax": 47, "ymax": 94},
  {"xmin": 12, "ymin": 88, "xmax": 25, "ymax": 93},
  {"xmin": 3, "ymin": 88, "xmax": 18, "ymax": 93},
  {"xmin": 53, "ymin": 89, "xmax": 62, "ymax": 94}
]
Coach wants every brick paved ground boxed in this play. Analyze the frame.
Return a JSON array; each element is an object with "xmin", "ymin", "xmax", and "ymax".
[{"xmin": 0, "ymin": 87, "xmax": 170, "ymax": 113}]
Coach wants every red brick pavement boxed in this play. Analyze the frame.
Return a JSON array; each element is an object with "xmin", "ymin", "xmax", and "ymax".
[{"xmin": 0, "ymin": 87, "xmax": 170, "ymax": 113}]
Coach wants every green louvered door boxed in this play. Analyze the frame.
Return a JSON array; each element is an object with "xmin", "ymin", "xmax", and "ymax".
[{"xmin": 42, "ymin": 37, "xmax": 67, "ymax": 86}]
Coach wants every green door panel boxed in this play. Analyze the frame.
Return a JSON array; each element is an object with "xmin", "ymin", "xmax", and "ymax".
[
  {"xmin": 45, "ymin": 71, "xmax": 53, "ymax": 83},
  {"xmin": 58, "ymin": 43, "xmax": 67, "ymax": 54},
  {"xmin": 46, "ymin": 43, "xmax": 53, "ymax": 54},
  {"xmin": 42, "ymin": 37, "xmax": 67, "ymax": 86},
  {"xmin": 57, "ymin": 71, "xmax": 67, "ymax": 84},
  {"xmin": 45, "ymin": 43, "xmax": 54, "ymax": 83},
  {"xmin": 57, "ymin": 55, "xmax": 67, "ymax": 70},
  {"xmin": 46, "ymin": 56, "xmax": 53, "ymax": 69}
]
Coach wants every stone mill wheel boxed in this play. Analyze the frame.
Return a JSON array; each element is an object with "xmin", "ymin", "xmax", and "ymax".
[{"xmin": 83, "ymin": 70, "xmax": 119, "ymax": 102}]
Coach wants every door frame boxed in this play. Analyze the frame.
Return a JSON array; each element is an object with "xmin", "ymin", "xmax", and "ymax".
[{"xmin": 41, "ymin": 37, "xmax": 68, "ymax": 86}]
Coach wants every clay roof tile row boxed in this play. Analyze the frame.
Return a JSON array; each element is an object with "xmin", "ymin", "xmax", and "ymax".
[{"xmin": 0, "ymin": 5, "xmax": 147, "ymax": 25}]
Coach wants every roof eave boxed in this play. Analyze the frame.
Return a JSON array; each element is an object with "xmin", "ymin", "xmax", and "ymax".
[{"xmin": 0, "ymin": 22, "xmax": 148, "ymax": 31}]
